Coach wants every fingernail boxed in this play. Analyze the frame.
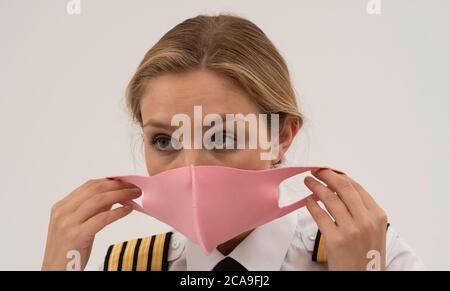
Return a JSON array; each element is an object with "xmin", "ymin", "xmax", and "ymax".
[
  {"xmin": 306, "ymin": 196, "xmax": 314, "ymax": 204},
  {"xmin": 312, "ymin": 168, "xmax": 323, "ymax": 175},
  {"xmin": 333, "ymin": 169, "xmax": 346, "ymax": 176}
]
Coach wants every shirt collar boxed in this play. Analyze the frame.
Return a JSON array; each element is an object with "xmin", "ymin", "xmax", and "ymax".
[{"xmin": 186, "ymin": 208, "xmax": 298, "ymax": 271}]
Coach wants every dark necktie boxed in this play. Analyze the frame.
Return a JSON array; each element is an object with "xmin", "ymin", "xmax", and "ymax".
[{"xmin": 212, "ymin": 257, "xmax": 248, "ymax": 271}]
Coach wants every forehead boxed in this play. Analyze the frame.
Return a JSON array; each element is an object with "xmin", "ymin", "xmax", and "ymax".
[{"xmin": 140, "ymin": 70, "xmax": 262, "ymax": 122}]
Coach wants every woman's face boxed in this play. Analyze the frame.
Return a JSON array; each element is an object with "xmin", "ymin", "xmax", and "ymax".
[{"xmin": 140, "ymin": 69, "xmax": 297, "ymax": 175}]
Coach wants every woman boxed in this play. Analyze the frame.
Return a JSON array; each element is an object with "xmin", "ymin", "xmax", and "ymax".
[{"xmin": 41, "ymin": 14, "xmax": 423, "ymax": 271}]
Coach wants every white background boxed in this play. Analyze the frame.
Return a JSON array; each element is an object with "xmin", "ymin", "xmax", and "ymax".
[{"xmin": 1, "ymin": 0, "xmax": 449, "ymax": 270}]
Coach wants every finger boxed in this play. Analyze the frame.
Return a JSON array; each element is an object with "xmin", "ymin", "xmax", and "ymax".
[
  {"xmin": 61, "ymin": 179, "xmax": 140, "ymax": 212},
  {"xmin": 306, "ymin": 197, "xmax": 338, "ymax": 237},
  {"xmin": 82, "ymin": 205, "xmax": 133, "ymax": 235},
  {"xmin": 346, "ymin": 176, "xmax": 380, "ymax": 210},
  {"xmin": 304, "ymin": 176, "xmax": 354, "ymax": 228},
  {"xmin": 311, "ymin": 169, "xmax": 367, "ymax": 219},
  {"xmin": 74, "ymin": 187, "xmax": 142, "ymax": 222},
  {"xmin": 55, "ymin": 178, "xmax": 105, "ymax": 207},
  {"xmin": 84, "ymin": 179, "xmax": 139, "ymax": 194}
]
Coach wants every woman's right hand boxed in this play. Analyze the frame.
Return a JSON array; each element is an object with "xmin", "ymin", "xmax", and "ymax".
[{"xmin": 41, "ymin": 178, "xmax": 142, "ymax": 271}]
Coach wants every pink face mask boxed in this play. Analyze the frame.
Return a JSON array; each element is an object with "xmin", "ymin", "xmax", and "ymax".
[{"xmin": 107, "ymin": 165, "xmax": 344, "ymax": 254}]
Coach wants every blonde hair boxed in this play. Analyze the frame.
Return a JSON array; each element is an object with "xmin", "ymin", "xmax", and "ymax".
[{"xmin": 126, "ymin": 14, "xmax": 303, "ymax": 133}]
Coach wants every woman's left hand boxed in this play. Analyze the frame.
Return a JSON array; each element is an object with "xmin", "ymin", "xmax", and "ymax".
[{"xmin": 304, "ymin": 169, "xmax": 388, "ymax": 271}]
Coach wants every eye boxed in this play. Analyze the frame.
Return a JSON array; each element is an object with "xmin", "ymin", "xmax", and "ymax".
[
  {"xmin": 151, "ymin": 135, "xmax": 181, "ymax": 151},
  {"xmin": 209, "ymin": 131, "xmax": 237, "ymax": 149}
]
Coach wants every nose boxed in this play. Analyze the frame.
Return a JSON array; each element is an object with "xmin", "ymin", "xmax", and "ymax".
[{"xmin": 175, "ymin": 149, "xmax": 213, "ymax": 167}]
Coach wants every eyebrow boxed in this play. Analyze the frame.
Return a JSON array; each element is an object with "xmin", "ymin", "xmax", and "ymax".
[
  {"xmin": 143, "ymin": 113, "xmax": 237, "ymax": 130},
  {"xmin": 143, "ymin": 119, "xmax": 176, "ymax": 130}
]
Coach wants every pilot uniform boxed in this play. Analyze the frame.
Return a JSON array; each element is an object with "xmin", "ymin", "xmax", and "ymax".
[{"xmin": 102, "ymin": 185, "xmax": 424, "ymax": 271}]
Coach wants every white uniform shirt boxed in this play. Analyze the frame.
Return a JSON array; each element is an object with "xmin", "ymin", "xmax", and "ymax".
[
  {"xmin": 99, "ymin": 187, "xmax": 424, "ymax": 271},
  {"xmin": 163, "ymin": 207, "xmax": 424, "ymax": 271}
]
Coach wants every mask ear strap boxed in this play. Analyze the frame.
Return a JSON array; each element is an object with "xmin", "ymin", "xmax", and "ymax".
[
  {"xmin": 268, "ymin": 166, "xmax": 319, "ymax": 182},
  {"xmin": 272, "ymin": 166, "xmax": 346, "ymax": 216},
  {"xmin": 270, "ymin": 166, "xmax": 345, "ymax": 183},
  {"xmin": 106, "ymin": 175, "xmax": 151, "ymax": 215},
  {"xmin": 120, "ymin": 200, "xmax": 147, "ymax": 214},
  {"xmin": 268, "ymin": 166, "xmax": 346, "ymax": 183},
  {"xmin": 277, "ymin": 192, "xmax": 320, "ymax": 216}
]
